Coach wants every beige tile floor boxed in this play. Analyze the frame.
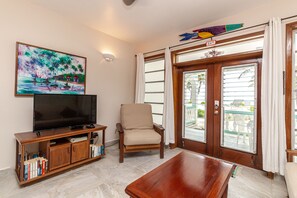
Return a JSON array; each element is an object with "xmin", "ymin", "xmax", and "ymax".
[{"xmin": 0, "ymin": 144, "xmax": 288, "ymax": 198}]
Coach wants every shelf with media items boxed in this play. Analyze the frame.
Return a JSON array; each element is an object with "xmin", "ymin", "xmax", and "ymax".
[{"xmin": 15, "ymin": 124, "xmax": 106, "ymax": 185}]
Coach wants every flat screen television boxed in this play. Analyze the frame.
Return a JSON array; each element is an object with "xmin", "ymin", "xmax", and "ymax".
[{"xmin": 33, "ymin": 94, "xmax": 97, "ymax": 132}]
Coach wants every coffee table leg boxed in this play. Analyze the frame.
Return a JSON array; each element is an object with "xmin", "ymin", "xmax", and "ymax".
[{"xmin": 222, "ymin": 184, "xmax": 228, "ymax": 198}]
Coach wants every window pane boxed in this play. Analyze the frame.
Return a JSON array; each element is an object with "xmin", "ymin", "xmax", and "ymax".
[
  {"xmin": 221, "ymin": 64, "xmax": 257, "ymax": 153},
  {"xmin": 177, "ymin": 37, "xmax": 264, "ymax": 63},
  {"xmin": 183, "ymin": 70, "xmax": 207, "ymax": 143},
  {"xmin": 151, "ymin": 104, "xmax": 163, "ymax": 114},
  {"xmin": 145, "ymin": 82, "xmax": 164, "ymax": 92},
  {"xmin": 144, "ymin": 58, "xmax": 165, "ymax": 126},
  {"xmin": 145, "ymin": 93, "xmax": 164, "ymax": 103},
  {"xmin": 153, "ymin": 114, "xmax": 163, "ymax": 125},
  {"xmin": 145, "ymin": 71, "xmax": 164, "ymax": 82},
  {"xmin": 145, "ymin": 59, "xmax": 164, "ymax": 72}
]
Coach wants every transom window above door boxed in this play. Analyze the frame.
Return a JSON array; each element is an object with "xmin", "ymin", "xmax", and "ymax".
[{"xmin": 176, "ymin": 36, "xmax": 264, "ymax": 63}]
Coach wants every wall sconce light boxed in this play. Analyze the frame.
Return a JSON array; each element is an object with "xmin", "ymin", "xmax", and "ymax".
[{"xmin": 102, "ymin": 53, "xmax": 115, "ymax": 62}]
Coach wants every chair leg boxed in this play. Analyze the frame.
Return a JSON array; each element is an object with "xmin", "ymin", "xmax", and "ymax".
[
  {"xmin": 119, "ymin": 146, "xmax": 124, "ymax": 163},
  {"xmin": 160, "ymin": 143, "xmax": 164, "ymax": 159},
  {"xmin": 119, "ymin": 133, "xmax": 124, "ymax": 163}
]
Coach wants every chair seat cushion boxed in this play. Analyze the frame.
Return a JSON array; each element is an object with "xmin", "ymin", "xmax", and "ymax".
[{"xmin": 124, "ymin": 129, "xmax": 161, "ymax": 146}]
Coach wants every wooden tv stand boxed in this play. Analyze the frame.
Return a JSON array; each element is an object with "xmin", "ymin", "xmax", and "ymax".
[{"xmin": 14, "ymin": 124, "xmax": 107, "ymax": 185}]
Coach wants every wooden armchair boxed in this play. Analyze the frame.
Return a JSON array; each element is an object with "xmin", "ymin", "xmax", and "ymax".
[{"xmin": 116, "ymin": 104, "xmax": 164, "ymax": 163}]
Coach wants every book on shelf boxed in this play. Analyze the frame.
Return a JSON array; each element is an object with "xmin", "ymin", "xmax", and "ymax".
[
  {"xmin": 89, "ymin": 144, "xmax": 104, "ymax": 158},
  {"xmin": 23, "ymin": 157, "xmax": 48, "ymax": 181}
]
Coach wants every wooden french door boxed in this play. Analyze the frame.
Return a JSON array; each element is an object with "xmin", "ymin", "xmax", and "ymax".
[{"xmin": 176, "ymin": 57, "xmax": 262, "ymax": 169}]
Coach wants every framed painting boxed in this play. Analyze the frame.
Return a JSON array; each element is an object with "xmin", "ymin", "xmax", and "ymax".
[{"xmin": 15, "ymin": 42, "xmax": 87, "ymax": 96}]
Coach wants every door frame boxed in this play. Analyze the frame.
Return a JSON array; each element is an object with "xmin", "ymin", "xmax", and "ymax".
[{"xmin": 173, "ymin": 51, "xmax": 263, "ymax": 169}]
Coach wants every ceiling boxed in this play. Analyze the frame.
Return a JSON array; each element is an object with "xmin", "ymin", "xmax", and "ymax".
[{"xmin": 28, "ymin": 0, "xmax": 272, "ymax": 45}]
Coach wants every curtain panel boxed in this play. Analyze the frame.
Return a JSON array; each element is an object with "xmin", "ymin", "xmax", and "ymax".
[
  {"xmin": 135, "ymin": 53, "xmax": 145, "ymax": 103},
  {"xmin": 163, "ymin": 47, "xmax": 175, "ymax": 145},
  {"xmin": 261, "ymin": 17, "xmax": 286, "ymax": 175}
]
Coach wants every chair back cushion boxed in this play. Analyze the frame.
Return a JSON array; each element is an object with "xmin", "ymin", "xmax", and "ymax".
[{"xmin": 121, "ymin": 104, "xmax": 153, "ymax": 129}]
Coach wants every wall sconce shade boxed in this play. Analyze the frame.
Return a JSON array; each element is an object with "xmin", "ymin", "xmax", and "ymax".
[{"xmin": 102, "ymin": 53, "xmax": 115, "ymax": 62}]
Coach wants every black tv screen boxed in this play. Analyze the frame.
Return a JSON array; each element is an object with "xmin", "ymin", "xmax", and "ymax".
[{"xmin": 33, "ymin": 94, "xmax": 97, "ymax": 131}]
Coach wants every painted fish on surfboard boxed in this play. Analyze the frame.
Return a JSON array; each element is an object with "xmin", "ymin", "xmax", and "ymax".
[{"xmin": 179, "ymin": 24, "xmax": 243, "ymax": 41}]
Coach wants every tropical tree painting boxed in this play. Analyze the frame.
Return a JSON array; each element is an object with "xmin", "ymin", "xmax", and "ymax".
[{"xmin": 16, "ymin": 43, "xmax": 86, "ymax": 95}]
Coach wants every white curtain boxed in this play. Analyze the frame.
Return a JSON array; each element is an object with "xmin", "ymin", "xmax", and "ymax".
[
  {"xmin": 163, "ymin": 47, "xmax": 175, "ymax": 145},
  {"xmin": 135, "ymin": 53, "xmax": 145, "ymax": 103},
  {"xmin": 261, "ymin": 17, "xmax": 286, "ymax": 175}
]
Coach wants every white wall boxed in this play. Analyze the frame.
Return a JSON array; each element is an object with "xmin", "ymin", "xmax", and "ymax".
[
  {"xmin": 0, "ymin": 0, "xmax": 136, "ymax": 169},
  {"xmin": 136, "ymin": 0, "xmax": 297, "ymax": 52}
]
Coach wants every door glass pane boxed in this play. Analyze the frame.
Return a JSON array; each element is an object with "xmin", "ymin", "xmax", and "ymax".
[
  {"xmin": 221, "ymin": 64, "xmax": 257, "ymax": 153},
  {"xmin": 183, "ymin": 70, "xmax": 207, "ymax": 142}
]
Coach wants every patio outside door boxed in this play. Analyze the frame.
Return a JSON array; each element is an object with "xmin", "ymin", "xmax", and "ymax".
[{"xmin": 178, "ymin": 58, "xmax": 262, "ymax": 169}]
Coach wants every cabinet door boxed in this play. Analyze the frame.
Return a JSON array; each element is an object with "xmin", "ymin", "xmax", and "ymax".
[
  {"xmin": 71, "ymin": 141, "xmax": 89, "ymax": 163},
  {"xmin": 49, "ymin": 143, "xmax": 71, "ymax": 171}
]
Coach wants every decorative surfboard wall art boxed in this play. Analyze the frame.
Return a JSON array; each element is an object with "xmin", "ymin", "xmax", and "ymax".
[{"xmin": 179, "ymin": 24, "xmax": 243, "ymax": 41}]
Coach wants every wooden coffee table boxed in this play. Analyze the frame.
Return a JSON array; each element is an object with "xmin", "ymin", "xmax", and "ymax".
[{"xmin": 125, "ymin": 152, "xmax": 235, "ymax": 198}]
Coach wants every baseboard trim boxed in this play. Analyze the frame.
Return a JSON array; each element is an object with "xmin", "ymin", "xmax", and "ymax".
[
  {"xmin": 0, "ymin": 167, "xmax": 10, "ymax": 171},
  {"xmin": 106, "ymin": 139, "xmax": 119, "ymax": 147}
]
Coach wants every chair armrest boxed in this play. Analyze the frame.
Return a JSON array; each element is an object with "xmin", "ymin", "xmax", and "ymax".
[
  {"xmin": 116, "ymin": 123, "xmax": 124, "ymax": 134},
  {"xmin": 287, "ymin": 149, "xmax": 297, "ymax": 162},
  {"xmin": 153, "ymin": 123, "xmax": 165, "ymax": 135}
]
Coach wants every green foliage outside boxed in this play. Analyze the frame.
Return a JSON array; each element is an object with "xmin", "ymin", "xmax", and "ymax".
[{"xmin": 197, "ymin": 109, "xmax": 205, "ymax": 118}]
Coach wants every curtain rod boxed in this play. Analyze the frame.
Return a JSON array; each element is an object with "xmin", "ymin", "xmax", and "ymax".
[{"xmin": 141, "ymin": 14, "xmax": 297, "ymax": 56}]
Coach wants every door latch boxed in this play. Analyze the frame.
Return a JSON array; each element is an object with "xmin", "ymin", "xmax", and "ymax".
[
  {"xmin": 214, "ymin": 100, "xmax": 220, "ymax": 109},
  {"xmin": 214, "ymin": 100, "xmax": 220, "ymax": 114}
]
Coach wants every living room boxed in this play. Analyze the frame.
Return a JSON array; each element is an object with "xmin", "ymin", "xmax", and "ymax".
[{"xmin": 1, "ymin": 0, "xmax": 297, "ymax": 197}]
